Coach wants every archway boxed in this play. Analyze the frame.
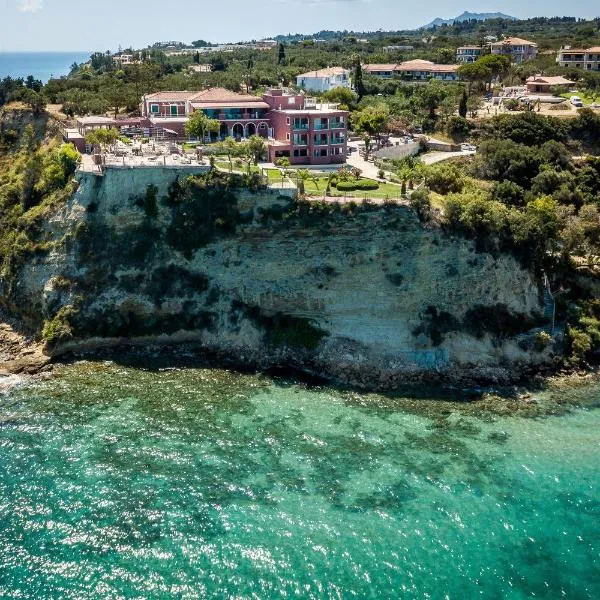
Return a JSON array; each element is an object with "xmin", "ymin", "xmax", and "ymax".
[
  {"xmin": 246, "ymin": 122, "xmax": 256, "ymax": 137},
  {"xmin": 232, "ymin": 123, "xmax": 244, "ymax": 139},
  {"xmin": 219, "ymin": 122, "xmax": 229, "ymax": 139},
  {"xmin": 258, "ymin": 122, "xmax": 268, "ymax": 138}
]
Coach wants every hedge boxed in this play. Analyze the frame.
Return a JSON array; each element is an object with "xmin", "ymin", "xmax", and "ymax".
[{"xmin": 336, "ymin": 180, "xmax": 380, "ymax": 191}]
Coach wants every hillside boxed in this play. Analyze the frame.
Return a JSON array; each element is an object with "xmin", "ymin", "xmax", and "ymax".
[{"xmin": 424, "ymin": 11, "xmax": 518, "ymax": 29}]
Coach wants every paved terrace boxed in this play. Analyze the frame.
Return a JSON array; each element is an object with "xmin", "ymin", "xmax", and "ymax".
[{"xmin": 78, "ymin": 140, "xmax": 209, "ymax": 175}]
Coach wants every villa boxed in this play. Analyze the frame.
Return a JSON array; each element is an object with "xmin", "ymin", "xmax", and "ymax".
[
  {"xmin": 456, "ymin": 46, "xmax": 483, "ymax": 63},
  {"xmin": 490, "ymin": 37, "xmax": 538, "ymax": 63},
  {"xmin": 362, "ymin": 64, "xmax": 399, "ymax": 78},
  {"xmin": 295, "ymin": 67, "xmax": 351, "ymax": 93},
  {"xmin": 556, "ymin": 46, "xmax": 600, "ymax": 71},
  {"xmin": 363, "ymin": 60, "xmax": 459, "ymax": 81},
  {"xmin": 525, "ymin": 75, "xmax": 574, "ymax": 95},
  {"xmin": 140, "ymin": 87, "xmax": 348, "ymax": 165},
  {"xmin": 141, "ymin": 88, "xmax": 271, "ymax": 139}
]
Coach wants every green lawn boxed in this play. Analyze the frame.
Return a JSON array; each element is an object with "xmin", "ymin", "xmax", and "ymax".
[
  {"xmin": 302, "ymin": 176, "xmax": 403, "ymax": 200},
  {"xmin": 560, "ymin": 91, "xmax": 599, "ymax": 105},
  {"xmin": 214, "ymin": 159, "xmax": 260, "ymax": 174}
]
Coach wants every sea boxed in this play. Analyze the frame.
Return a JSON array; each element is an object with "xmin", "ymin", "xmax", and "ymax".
[
  {"xmin": 0, "ymin": 52, "xmax": 91, "ymax": 83},
  {"xmin": 0, "ymin": 362, "xmax": 598, "ymax": 598}
]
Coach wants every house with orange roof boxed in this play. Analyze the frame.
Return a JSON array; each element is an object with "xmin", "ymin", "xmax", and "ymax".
[
  {"xmin": 296, "ymin": 67, "xmax": 351, "ymax": 93},
  {"xmin": 490, "ymin": 37, "xmax": 538, "ymax": 63},
  {"xmin": 140, "ymin": 87, "xmax": 349, "ymax": 166},
  {"xmin": 556, "ymin": 46, "xmax": 600, "ymax": 71},
  {"xmin": 362, "ymin": 64, "xmax": 399, "ymax": 78},
  {"xmin": 363, "ymin": 60, "xmax": 459, "ymax": 81},
  {"xmin": 526, "ymin": 75, "xmax": 575, "ymax": 95},
  {"xmin": 141, "ymin": 88, "xmax": 271, "ymax": 139}
]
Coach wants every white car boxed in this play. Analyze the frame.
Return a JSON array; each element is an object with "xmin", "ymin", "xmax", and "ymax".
[
  {"xmin": 570, "ymin": 96, "xmax": 584, "ymax": 107},
  {"xmin": 461, "ymin": 144, "xmax": 476, "ymax": 152}
]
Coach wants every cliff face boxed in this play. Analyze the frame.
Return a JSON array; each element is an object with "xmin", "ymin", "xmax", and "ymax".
[{"xmin": 11, "ymin": 167, "xmax": 555, "ymax": 387}]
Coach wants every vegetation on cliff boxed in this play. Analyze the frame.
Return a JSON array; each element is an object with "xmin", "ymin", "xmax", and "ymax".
[
  {"xmin": 398, "ymin": 112, "xmax": 600, "ymax": 365},
  {"xmin": 0, "ymin": 108, "xmax": 79, "ymax": 323}
]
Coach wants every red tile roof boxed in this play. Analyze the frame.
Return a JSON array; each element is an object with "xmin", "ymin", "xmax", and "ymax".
[{"xmin": 491, "ymin": 37, "xmax": 537, "ymax": 47}]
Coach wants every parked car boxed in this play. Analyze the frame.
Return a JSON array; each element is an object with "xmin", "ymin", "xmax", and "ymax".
[
  {"xmin": 570, "ymin": 96, "xmax": 584, "ymax": 107},
  {"xmin": 461, "ymin": 143, "xmax": 476, "ymax": 152}
]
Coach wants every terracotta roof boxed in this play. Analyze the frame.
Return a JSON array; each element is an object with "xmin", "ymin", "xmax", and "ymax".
[
  {"xmin": 144, "ymin": 88, "xmax": 265, "ymax": 104},
  {"xmin": 189, "ymin": 87, "xmax": 262, "ymax": 103},
  {"xmin": 526, "ymin": 75, "xmax": 573, "ymax": 85},
  {"xmin": 296, "ymin": 67, "xmax": 348, "ymax": 78},
  {"xmin": 491, "ymin": 37, "xmax": 537, "ymax": 47},
  {"xmin": 457, "ymin": 46, "xmax": 482, "ymax": 50},
  {"xmin": 190, "ymin": 101, "xmax": 270, "ymax": 109},
  {"xmin": 144, "ymin": 91, "xmax": 198, "ymax": 102},
  {"xmin": 561, "ymin": 46, "xmax": 600, "ymax": 53},
  {"xmin": 362, "ymin": 64, "xmax": 398, "ymax": 72},
  {"xmin": 396, "ymin": 60, "xmax": 458, "ymax": 72}
]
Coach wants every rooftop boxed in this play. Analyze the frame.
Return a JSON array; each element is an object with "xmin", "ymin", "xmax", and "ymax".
[
  {"xmin": 526, "ymin": 75, "xmax": 574, "ymax": 85},
  {"xmin": 362, "ymin": 64, "xmax": 398, "ymax": 72},
  {"xmin": 76, "ymin": 116, "xmax": 116, "ymax": 126},
  {"xmin": 560, "ymin": 46, "xmax": 600, "ymax": 53},
  {"xmin": 363, "ymin": 60, "xmax": 458, "ymax": 73},
  {"xmin": 296, "ymin": 67, "xmax": 348, "ymax": 78},
  {"xmin": 491, "ymin": 37, "xmax": 537, "ymax": 47}
]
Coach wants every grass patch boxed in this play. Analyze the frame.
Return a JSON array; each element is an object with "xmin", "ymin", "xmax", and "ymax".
[{"xmin": 560, "ymin": 91, "xmax": 599, "ymax": 106}]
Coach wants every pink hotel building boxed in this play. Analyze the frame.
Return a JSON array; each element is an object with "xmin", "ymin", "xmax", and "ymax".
[{"xmin": 140, "ymin": 87, "xmax": 348, "ymax": 166}]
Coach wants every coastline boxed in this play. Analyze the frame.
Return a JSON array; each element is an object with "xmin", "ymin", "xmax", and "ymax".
[{"xmin": 2, "ymin": 321, "xmax": 597, "ymax": 403}]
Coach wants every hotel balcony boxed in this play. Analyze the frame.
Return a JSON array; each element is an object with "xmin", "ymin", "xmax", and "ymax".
[
  {"xmin": 330, "ymin": 121, "xmax": 345, "ymax": 129},
  {"xmin": 330, "ymin": 136, "xmax": 345, "ymax": 144},
  {"xmin": 313, "ymin": 123, "xmax": 329, "ymax": 130}
]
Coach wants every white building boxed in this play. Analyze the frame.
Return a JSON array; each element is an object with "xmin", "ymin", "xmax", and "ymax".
[
  {"xmin": 556, "ymin": 46, "xmax": 600, "ymax": 71},
  {"xmin": 296, "ymin": 67, "xmax": 351, "ymax": 93}
]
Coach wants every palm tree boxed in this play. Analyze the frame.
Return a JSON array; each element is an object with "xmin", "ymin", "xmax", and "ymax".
[{"xmin": 296, "ymin": 169, "xmax": 310, "ymax": 196}]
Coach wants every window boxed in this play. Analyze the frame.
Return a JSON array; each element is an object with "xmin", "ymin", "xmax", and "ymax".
[
  {"xmin": 151, "ymin": 104, "xmax": 159, "ymax": 114},
  {"xmin": 286, "ymin": 117, "xmax": 290, "ymax": 125},
  {"xmin": 286, "ymin": 133, "xmax": 290, "ymax": 140},
  {"xmin": 170, "ymin": 105, "xmax": 178, "ymax": 116},
  {"xmin": 293, "ymin": 149, "xmax": 308, "ymax": 157}
]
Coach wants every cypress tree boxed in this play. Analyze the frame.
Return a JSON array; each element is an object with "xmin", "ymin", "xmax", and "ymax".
[{"xmin": 459, "ymin": 90, "xmax": 468, "ymax": 118}]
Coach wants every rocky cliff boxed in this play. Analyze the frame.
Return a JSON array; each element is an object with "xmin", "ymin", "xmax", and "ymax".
[{"xmin": 7, "ymin": 166, "xmax": 556, "ymax": 388}]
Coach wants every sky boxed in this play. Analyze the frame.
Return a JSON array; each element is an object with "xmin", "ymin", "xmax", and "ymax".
[{"xmin": 0, "ymin": 0, "xmax": 598, "ymax": 52}]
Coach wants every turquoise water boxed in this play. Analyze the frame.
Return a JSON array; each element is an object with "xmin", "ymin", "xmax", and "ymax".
[
  {"xmin": 0, "ymin": 363, "xmax": 598, "ymax": 599},
  {"xmin": 0, "ymin": 52, "xmax": 90, "ymax": 82}
]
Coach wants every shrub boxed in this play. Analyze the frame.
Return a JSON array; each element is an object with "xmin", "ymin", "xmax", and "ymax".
[
  {"xmin": 410, "ymin": 188, "xmax": 432, "ymax": 221},
  {"xmin": 42, "ymin": 305, "xmax": 77, "ymax": 346},
  {"xmin": 336, "ymin": 179, "xmax": 379, "ymax": 191},
  {"xmin": 446, "ymin": 116, "xmax": 471, "ymax": 142},
  {"xmin": 425, "ymin": 163, "xmax": 464, "ymax": 195},
  {"xmin": 535, "ymin": 331, "xmax": 552, "ymax": 351}
]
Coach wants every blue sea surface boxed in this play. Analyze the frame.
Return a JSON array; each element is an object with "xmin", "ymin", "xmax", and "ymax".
[
  {"xmin": 0, "ymin": 364, "xmax": 598, "ymax": 598},
  {"xmin": 0, "ymin": 52, "xmax": 90, "ymax": 82}
]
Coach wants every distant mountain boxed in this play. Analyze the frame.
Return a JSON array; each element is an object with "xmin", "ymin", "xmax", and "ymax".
[{"xmin": 424, "ymin": 11, "xmax": 518, "ymax": 29}]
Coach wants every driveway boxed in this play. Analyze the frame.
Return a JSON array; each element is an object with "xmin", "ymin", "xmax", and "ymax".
[{"xmin": 421, "ymin": 150, "xmax": 475, "ymax": 165}]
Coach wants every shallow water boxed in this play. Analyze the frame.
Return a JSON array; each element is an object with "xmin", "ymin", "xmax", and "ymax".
[{"xmin": 0, "ymin": 363, "xmax": 598, "ymax": 599}]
